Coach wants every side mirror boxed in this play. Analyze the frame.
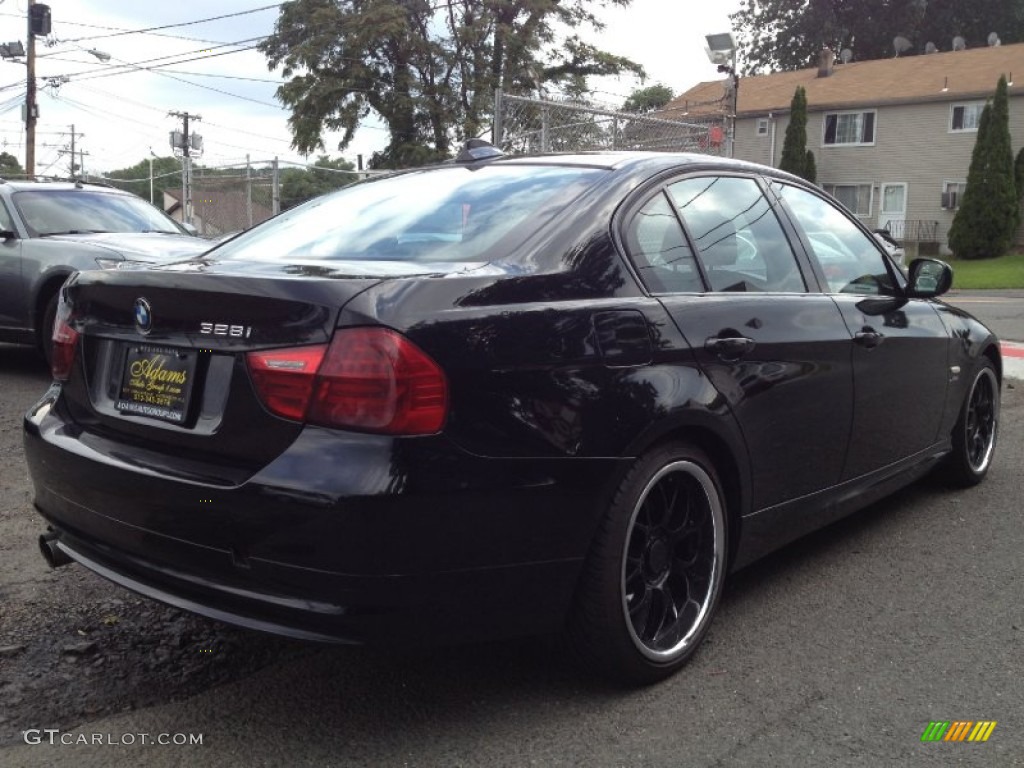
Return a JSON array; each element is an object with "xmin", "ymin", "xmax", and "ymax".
[
  {"xmin": 0, "ymin": 229, "xmax": 16, "ymax": 241},
  {"xmin": 906, "ymin": 257, "xmax": 953, "ymax": 298}
]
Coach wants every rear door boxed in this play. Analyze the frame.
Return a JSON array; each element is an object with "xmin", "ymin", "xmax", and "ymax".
[
  {"xmin": 775, "ymin": 182, "xmax": 949, "ymax": 480},
  {"xmin": 622, "ymin": 173, "xmax": 855, "ymax": 510}
]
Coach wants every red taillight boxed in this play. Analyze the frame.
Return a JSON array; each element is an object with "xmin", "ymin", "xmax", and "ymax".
[
  {"xmin": 246, "ymin": 328, "xmax": 448, "ymax": 435},
  {"xmin": 246, "ymin": 344, "xmax": 327, "ymax": 421},
  {"xmin": 51, "ymin": 298, "xmax": 79, "ymax": 382}
]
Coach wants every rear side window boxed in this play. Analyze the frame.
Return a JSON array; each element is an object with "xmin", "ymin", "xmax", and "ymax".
[
  {"xmin": 666, "ymin": 176, "xmax": 806, "ymax": 293},
  {"xmin": 624, "ymin": 192, "xmax": 704, "ymax": 293},
  {"xmin": 778, "ymin": 184, "xmax": 898, "ymax": 296},
  {"xmin": 214, "ymin": 165, "xmax": 604, "ymax": 264}
]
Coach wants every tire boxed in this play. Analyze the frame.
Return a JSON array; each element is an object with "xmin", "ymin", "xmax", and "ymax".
[
  {"xmin": 567, "ymin": 442, "xmax": 728, "ymax": 686},
  {"xmin": 945, "ymin": 360, "xmax": 999, "ymax": 487},
  {"xmin": 40, "ymin": 293, "xmax": 59, "ymax": 369}
]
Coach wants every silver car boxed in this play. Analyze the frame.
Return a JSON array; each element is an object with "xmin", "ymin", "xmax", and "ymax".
[{"xmin": 0, "ymin": 180, "xmax": 212, "ymax": 362}]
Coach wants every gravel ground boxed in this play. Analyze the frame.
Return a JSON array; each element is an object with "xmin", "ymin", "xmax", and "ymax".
[{"xmin": 0, "ymin": 344, "xmax": 310, "ymax": 746}]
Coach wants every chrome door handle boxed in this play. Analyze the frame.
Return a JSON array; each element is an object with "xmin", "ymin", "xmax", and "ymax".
[
  {"xmin": 704, "ymin": 336, "xmax": 755, "ymax": 358},
  {"xmin": 854, "ymin": 329, "xmax": 884, "ymax": 348}
]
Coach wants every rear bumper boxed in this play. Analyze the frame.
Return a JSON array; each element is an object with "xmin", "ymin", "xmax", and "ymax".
[{"xmin": 25, "ymin": 388, "xmax": 625, "ymax": 645}]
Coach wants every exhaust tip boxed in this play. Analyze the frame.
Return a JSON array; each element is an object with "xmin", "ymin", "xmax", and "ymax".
[{"xmin": 39, "ymin": 530, "xmax": 73, "ymax": 568}]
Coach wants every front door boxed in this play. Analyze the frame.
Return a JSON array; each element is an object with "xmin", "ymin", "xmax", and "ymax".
[
  {"xmin": 878, "ymin": 183, "xmax": 907, "ymax": 235},
  {"xmin": 777, "ymin": 183, "xmax": 949, "ymax": 479}
]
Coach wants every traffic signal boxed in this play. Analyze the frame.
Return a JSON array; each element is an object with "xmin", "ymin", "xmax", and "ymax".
[{"xmin": 30, "ymin": 5, "xmax": 51, "ymax": 37}]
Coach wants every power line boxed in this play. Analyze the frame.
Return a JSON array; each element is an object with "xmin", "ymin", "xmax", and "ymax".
[
  {"xmin": 0, "ymin": 11, "xmax": 230, "ymax": 46},
  {"xmin": 53, "ymin": 5, "xmax": 281, "ymax": 44},
  {"xmin": 55, "ymin": 39, "xmax": 266, "ymax": 82}
]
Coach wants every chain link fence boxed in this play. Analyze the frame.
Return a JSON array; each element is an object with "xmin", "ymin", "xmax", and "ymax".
[
  {"xmin": 189, "ymin": 166, "xmax": 275, "ymax": 237},
  {"xmin": 493, "ymin": 92, "xmax": 728, "ymax": 156}
]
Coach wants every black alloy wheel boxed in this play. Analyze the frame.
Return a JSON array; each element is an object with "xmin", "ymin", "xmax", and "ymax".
[
  {"xmin": 568, "ymin": 442, "xmax": 726, "ymax": 685},
  {"xmin": 622, "ymin": 460, "xmax": 724, "ymax": 660},
  {"xmin": 946, "ymin": 360, "xmax": 999, "ymax": 486}
]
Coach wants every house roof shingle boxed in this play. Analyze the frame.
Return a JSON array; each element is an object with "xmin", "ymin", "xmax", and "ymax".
[{"xmin": 666, "ymin": 42, "xmax": 1024, "ymax": 118}]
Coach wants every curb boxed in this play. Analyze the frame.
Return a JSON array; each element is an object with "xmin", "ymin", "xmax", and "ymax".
[{"xmin": 1001, "ymin": 341, "xmax": 1024, "ymax": 380}]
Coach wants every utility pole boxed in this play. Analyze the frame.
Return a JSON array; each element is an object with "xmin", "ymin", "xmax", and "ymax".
[
  {"xmin": 168, "ymin": 111, "xmax": 201, "ymax": 226},
  {"xmin": 25, "ymin": 0, "xmax": 37, "ymax": 178}
]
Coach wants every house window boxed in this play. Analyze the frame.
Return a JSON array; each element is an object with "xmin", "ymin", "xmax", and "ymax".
[
  {"xmin": 823, "ymin": 111, "xmax": 875, "ymax": 145},
  {"xmin": 756, "ymin": 118, "xmax": 769, "ymax": 136},
  {"xmin": 950, "ymin": 103, "xmax": 984, "ymax": 132},
  {"xmin": 942, "ymin": 181, "xmax": 967, "ymax": 209},
  {"xmin": 822, "ymin": 183, "xmax": 873, "ymax": 216}
]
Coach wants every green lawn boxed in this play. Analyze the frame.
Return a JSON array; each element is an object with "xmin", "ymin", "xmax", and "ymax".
[{"xmin": 946, "ymin": 251, "xmax": 1024, "ymax": 289}]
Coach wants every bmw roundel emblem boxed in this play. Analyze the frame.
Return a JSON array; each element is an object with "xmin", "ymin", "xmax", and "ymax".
[{"xmin": 134, "ymin": 298, "xmax": 153, "ymax": 335}]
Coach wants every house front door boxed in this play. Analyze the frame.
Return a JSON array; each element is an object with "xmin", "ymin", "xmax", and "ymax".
[{"xmin": 878, "ymin": 183, "xmax": 907, "ymax": 235}]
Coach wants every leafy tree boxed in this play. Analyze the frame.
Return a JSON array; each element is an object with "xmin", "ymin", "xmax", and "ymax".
[
  {"xmin": 732, "ymin": 0, "xmax": 1024, "ymax": 73},
  {"xmin": 621, "ymin": 84, "xmax": 674, "ymax": 114},
  {"xmin": 280, "ymin": 156, "xmax": 357, "ymax": 209},
  {"xmin": 779, "ymin": 87, "xmax": 815, "ymax": 182},
  {"xmin": 259, "ymin": 0, "xmax": 642, "ymax": 169},
  {"xmin": 949, "ymin": 76, "xmax": 1018, "ymax": 259},
  {"xmin": 0, "ymin": 151, "xmax": 24, "ymax": 178}
]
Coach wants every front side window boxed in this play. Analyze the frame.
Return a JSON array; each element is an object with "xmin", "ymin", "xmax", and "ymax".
[
  {"xmin": 778, "ymin": 184, "xmax": 897, "ymax": 296},
  {"xmin": 823, "ymin": 111, "xmax": 876, "ymax": 145},
  {"xmin": 822, "ymin": 183, "xmax": 873, "ymax": 217},
  {"xmin": 0, "ymin": 200, "xmax": 14, "ymax": 232},
  {"xmin": 950, "ymin": 103, "xmax": 985, "ymax": 132},
  {"xmin": 666, "ymin": 176, "xmax": 806, "ymax": 293}
]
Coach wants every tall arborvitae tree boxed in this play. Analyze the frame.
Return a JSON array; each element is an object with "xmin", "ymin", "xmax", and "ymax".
[
  {"xmin": 1015, "ymin": 147, "xmax": 1024, "ymax": 202},
  {"xmin": 949, "ymin": 76, "xmax": 1018, "ymax": 259},
  {"xmin": 804, "ymin": 149, "xmax": 817, "ymax": 184},
  {"xmin": 779, "ymin": 86, "xmax": 815, "ymax": 182}
]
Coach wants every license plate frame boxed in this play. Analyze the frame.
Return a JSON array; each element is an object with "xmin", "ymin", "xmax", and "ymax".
[{"xmin": 115, "ymin": 344, "xmax": 198, "ymax": 424}]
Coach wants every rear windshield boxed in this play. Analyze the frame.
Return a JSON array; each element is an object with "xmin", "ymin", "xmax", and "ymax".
[{"xmin": 212, "ymin": 164, "xmax": 604, "ymax": 264}]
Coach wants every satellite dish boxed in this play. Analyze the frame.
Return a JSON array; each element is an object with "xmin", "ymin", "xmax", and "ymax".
[
  {"xmin": 840, "ymin": 48, "xmax": 853, "ymax": 64},
  {"xmin": 988, "ymin": 32, "xmax": 1001, "ymax": 46},
  {"xmin": 952, "ymin": 36, "xmax": 966, "ymax": 51},
  {"xmin": 893, "ymin": 36, "xmax": 912, "ymax": 56},
  {"xmin": 925, "ymin": 42, "xmax": 938, "ymax": 54}
]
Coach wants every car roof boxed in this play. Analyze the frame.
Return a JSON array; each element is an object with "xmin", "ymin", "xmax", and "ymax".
[
  {"xmin": 482, "ymin": 151, "xmax": 809, "ymax": 184},
  {"xmin": 0, "ymin": 179, "xmax": 128, "ymax": 194}
]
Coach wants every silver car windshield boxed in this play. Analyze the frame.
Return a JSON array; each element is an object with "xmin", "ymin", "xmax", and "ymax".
[
  {"xmin": 13, "ymin": 190, "xmax": 185, "ymax": 237},
  {"xmin": 212, "ymin": 164, "xmax": 605, "ymax": 264}
]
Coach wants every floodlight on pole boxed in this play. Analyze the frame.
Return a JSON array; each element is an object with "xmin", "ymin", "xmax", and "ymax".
[{"xmin": 705, "ymin": 31, "xmax": 739, "ymax": 159}]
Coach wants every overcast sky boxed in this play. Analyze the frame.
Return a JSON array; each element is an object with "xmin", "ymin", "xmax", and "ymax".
[{"xmin": 0, "ymin": 0, "xmax": 740, "ymax": 177}]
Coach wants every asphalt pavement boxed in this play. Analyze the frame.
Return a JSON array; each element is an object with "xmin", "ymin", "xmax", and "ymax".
[{"xmin": 1, "ymin": 290, "xmax": 1022, "ymax": 767}]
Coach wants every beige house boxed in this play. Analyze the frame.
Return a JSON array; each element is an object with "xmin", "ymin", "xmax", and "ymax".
[{"xmin": 667, "ymin": 42, "xmax": 1024, "ymax": 253}]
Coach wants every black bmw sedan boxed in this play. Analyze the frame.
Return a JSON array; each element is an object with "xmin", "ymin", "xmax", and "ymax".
[{"xmin": 24, "ymin": 151, "xmax": 1000, "ymax": 685}]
